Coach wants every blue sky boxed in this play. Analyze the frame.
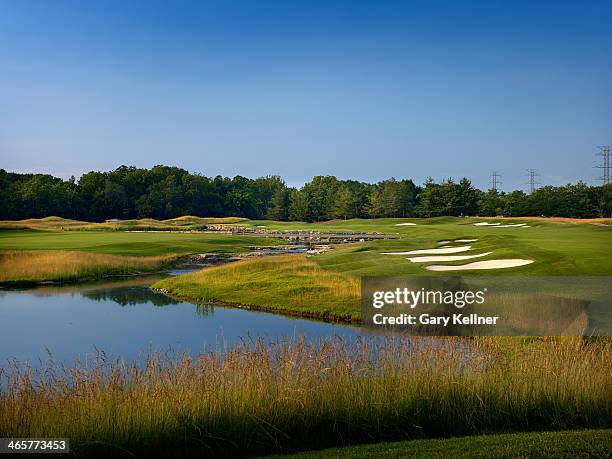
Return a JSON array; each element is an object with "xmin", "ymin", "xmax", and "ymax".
[{"xmin": 1, "ymin": 0, "xmax": 611, "ymax": 191}]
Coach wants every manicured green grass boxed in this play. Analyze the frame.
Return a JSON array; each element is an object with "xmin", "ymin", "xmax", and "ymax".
[
  {"xmin": 2, "ymin": 337, "xmax": 609, "ymax": 458},
  {"xmin": 2, "ymin": 217, "xmax": 609, "ymax": 275},
  {"xmin": 152, "ymin": 217, "xmax": 611, "ymax": 322},
  {"xmin": 0, "ymin": 230, "xmax": 280, "ymax": 256},
  {"xmin": 269, "ymin": 428, "xmax": 612, "ymax": 458},
  {"xmin": 242, "ymin": 217, "xmax": 612, "ymax": 276}
]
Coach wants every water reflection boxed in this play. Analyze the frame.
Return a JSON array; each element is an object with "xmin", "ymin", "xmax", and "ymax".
[
  {"xmin": 0, "ymin": 274, "xmax": 362, "ymax": 367},
  {"xmin": 83, "ymin": 287, "xmax": 180, "ymax": 307}
]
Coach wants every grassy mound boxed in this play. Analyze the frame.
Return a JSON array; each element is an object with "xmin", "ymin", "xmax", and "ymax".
[
  {"xmin": 0, "ymin": 215, "xmax": 249, "ymax": 231},
  {"xmin": 153, "ymin": 254, "xmax": 361, "ymax": 321}
]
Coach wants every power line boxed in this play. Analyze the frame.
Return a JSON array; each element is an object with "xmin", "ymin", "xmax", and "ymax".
[
  {"xmin": 525, "ymin": 169, "xmax": 541, "ymax": 193},
  {"xmin": 595, "ymin": 146, "xmax": 611, "ymax": 185},
  {"xmin": 490, "ymin": 171, "xmax": 502, "ymax": 192}
]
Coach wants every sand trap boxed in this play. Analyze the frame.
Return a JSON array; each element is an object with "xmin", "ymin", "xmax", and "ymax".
[
  {"xmin": 256, "ymin": 225, "xmax": 267, "ymax": 227},
  {"xmin": 395, "ymin": 222, "xmax": 417, "ymax": 226},
  {"xmin": 425, "ymin": 259, "xmax": 534, "ymax": 271},
  {"xmin": 438, "ymin": 238, "xmax": 478, "ymax": 245},
  {"xmin": 382, "ymin": 245, "xmax": 472, "ymax": 256},
  {"xmin": 474, "ymin": 223, "xmax": 528, "ymax": 228},
  {"xmin": 408, "ymin": 252, "xmax": 492, "ymax": 263}
]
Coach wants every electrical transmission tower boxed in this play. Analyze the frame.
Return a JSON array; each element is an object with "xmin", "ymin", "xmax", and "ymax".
[
  {"xmin": 490, "ymin": 171, "xmax": 502, "ymax": 192},
  {"xmin": 595, "ymin": 146, "xmax": 611, "ymax": 185},
  {"xmin": 526, "ymin": 169, "xmax": 541, "ymax": 193}
]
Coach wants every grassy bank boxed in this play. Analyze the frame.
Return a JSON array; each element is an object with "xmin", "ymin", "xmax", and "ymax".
[
  {"xmin": 0, "ymin": 250, "xmax": 177, "ymax": 285},
  {"xmin": 0, "ymin": 337, "xmax": 609, "ymax": 457},
  {"xmin": 271, "ymin": 428, "xmax": 612, "ymax": 458},
  {"xmin": 153, "ymin": 254, "xmax": 360, "ymax": 321}
]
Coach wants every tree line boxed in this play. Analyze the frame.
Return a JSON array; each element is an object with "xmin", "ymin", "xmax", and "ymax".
[{"xmin": 1, "ymin": 166, "xmax": 610, "ymax": 221}]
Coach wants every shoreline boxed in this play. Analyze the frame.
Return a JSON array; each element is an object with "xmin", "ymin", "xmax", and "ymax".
[
  {"xmin": 0, "ymin": 269, "xmax": 173, "ymax": 288},
  {"xmin": 151, "ymin": 286, "xmax": 361, "ymax": 324},
  {"xmin": 0, "ymin": 251, "xmax": 181, "ymax": 288}
]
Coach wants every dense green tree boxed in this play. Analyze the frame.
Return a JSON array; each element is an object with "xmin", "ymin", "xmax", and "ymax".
[
  {"xmin": 0, "ymin": 167, "xmax": 608, "ymax": 221},
  {"xmin": 252, "ymin": 176, "xmax": 286, "ymax": 219},
  {"xmin": 594, "ymin": 184, "xmax": 612, "ymax": 218},
  {"xmin": 288, "ymin": 189, "xmax": 309, "ymax": 221},
  {"xmin": 332, "ymin": 185, "xmax": 358, "ymax": 219},
  {"xmin": 456, "ymin": 178, "xmax": 479, "ymax": 216},
  {"xmin": 503, "ymin": 190, "xmax": 529, "ymax": 216},
  {"xmin": 479, "ymin": 189, "xmax": 504, "ymax": 216},
  {"xmin": 366, "ymin": 186, "xmax": 384, "ymax": 218},
  {"xmin": 301, "ymin": 176, "xmax": 339, "ymax": 221},
  {"xmin": 417, "ymin": 178, "xmax": 445, "ymax": 217},
  {"xmin": 266, "ymin": 188, "xmax": 290, "ymax": 221}
]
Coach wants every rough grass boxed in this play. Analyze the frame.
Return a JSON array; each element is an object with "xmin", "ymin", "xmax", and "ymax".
[
  {"xmin": 153, "ymin": 254, "xmax": 360, "ymax": 321},
  {"xmin": 0, "ymin": 337, "xmax": 609, "ymax": 458},
  {"xmin": 271, "ymin": 428, "xmax": 612, "ymax": 458},
  {"xmin": 0, "ymin": 215, "xmax": 248, "ymax": 231},
  {"xmin": 0, "ymin": 250, "xmax": 177, "ymax": 284}
]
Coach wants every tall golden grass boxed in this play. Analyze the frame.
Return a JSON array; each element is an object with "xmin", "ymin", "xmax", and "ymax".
[
  {"xmin": 0, "ymin": 336, "xmax": 609, "ymax": 457},
  {"xmin": 153, "ymin": 254, "xmax": 361, "ymax": 321},
  {"xmin": 0, "ymin": 250, "xmax": 177, "ymax": 284}
]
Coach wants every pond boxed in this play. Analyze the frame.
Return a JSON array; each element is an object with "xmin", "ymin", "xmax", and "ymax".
[{"xmin": 0, "ymin": 269, "xmax": 365, "ymax": 366}]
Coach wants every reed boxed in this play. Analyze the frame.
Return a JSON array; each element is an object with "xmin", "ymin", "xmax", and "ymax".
[
  {"xmin": 0, "ymin": 337, "xmax": 609, "ymax": 457},
  {"xmin": 0, "ymin": 250, "xmax": 177, "ymax": 284}
]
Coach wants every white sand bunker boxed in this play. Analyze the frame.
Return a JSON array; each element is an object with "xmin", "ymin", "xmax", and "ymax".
[
  {"xmin": 395, "ymin": 222, "xmax": 417, "ymax": 226},
  {"xmin": 426, "ymin": 259, "xmax": 534, "ymax": 271},
  {"xmin": 475, "ymin": 222, "xmax": 528, "ymax": 228},
  {"xmin": 437, "ymin": 240, "xmax": 451, "ymax": 245},
  {"xmin": 382, "ymin": 245, "xmax": 472, "ymax": 256},
  {"xmin": 455, "ymin": 238, "xmax": 478, "ymax": 242},
  {"xmin": 408, "ymin": 252, "xmax": 492, "ymax": 263}
]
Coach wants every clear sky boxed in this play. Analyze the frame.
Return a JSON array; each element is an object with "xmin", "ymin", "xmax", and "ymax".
[{"xmin": 1, "ymin": 0, "xmax": 611, "ymax": 191}]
